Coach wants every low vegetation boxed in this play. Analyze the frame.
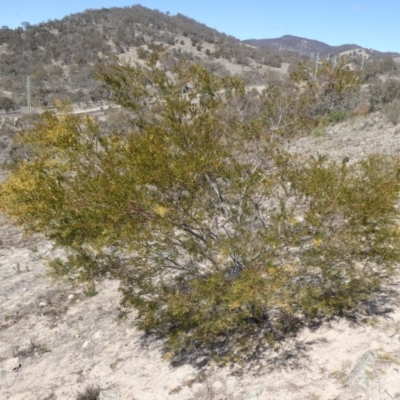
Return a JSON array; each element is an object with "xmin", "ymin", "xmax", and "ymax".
[
  {"xmin": 75, "ymin": 384, "xmax": 101, "ymax": 400},
  {"xmin": 382, "ymin": 99, "xmax": 400, "ymax": 125},
  {"xmin": 0, "ymin": 96, "xmax": 15, "ymax": 113},
  {"xmin": 1, "ymin": 53, "xmax": 400, "ymax": 365}
]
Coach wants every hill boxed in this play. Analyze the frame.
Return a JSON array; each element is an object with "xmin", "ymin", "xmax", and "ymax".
[
  {"xmin": 1, "ymin": 6, "xmax": 400, "ymax": 115},
  {"xmin": 244, "ymin": 34, "xmax": 400, "ymax": 59},
  {"xmin": 0, "ymin": 5, "xmax": 289, "ymax": 111}
]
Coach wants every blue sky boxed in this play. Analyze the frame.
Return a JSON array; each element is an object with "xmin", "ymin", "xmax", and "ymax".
[{"xmin": 1, "ymin": 1, "xmax": 399, "ymax": 53}]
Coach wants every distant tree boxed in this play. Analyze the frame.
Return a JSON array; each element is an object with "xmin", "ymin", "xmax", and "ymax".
[
  {"xmin": 0, "ymin": 96, "xmax": 15, "ymax": 112},
  {"xmin": 263, "ymin": 53, "xmax": 281, "ymax": 68},
  {"xmin": 363, "ymin": 58, "xmax": 398, "ymax": 82},
  {"xmin": 21, "ymin": 21, "xmax": 31, "ymax": 30}
]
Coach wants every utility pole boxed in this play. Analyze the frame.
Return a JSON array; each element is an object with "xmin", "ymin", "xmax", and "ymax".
[
  {"xmin": 315, "ymin": 52, "xmax": 320, "ymax": 77},
  {"xmin": 361, "ymin": 54, "xmax": 366, "ymax": 70},
  {"xmin": 27, "ymin": 76, "xmax": 31, "ymax": 115}
]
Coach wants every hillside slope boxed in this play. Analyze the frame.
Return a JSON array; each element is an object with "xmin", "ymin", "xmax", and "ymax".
[
  {"xmin": 244, "ymin": 35, "xmax": 400, "ymax": 59},
  {"xmin": 0, "ymin": 5, "xmax": 286, "ymax": 110}
]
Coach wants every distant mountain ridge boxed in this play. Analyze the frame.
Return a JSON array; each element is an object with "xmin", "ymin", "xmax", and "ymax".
[{"xmin": 244, "ymin": 35, "xmax": 400, "ymax": 59}]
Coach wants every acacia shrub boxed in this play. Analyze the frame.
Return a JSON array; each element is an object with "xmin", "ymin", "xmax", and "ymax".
[
  {"xmin": 288, "ymin": 57, "xmax": 362, "ymax": 123},
  {"xmin": 1, "ymin": 56, "xmax": 400, "ymax": 363}
]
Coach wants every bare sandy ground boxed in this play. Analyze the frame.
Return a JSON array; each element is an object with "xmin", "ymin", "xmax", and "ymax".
[{"xmin": 1, "ymin": 111, "xmax": 400, "ymax": 400}]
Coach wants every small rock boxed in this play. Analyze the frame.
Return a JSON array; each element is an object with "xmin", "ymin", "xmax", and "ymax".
[
  {"xmin": 92, "ymin": 331, "xmax": 101, "ymax": 340},
  {"xmin": 211, "ymin": 380, "xmax": 224, "ymax": 391},
  {"xmin": 244, "ymin": 387, "xmax": 264, "ymax": 400},
  {"xmin": 226, "ymin": 377, "xmax": 238, "ymax": 390},
  {"xmin": 276, "ymin": 388, "xmax": 290, "ymax": 397},
  {"xmin": 0, "ymin": 357, "xmax": 21, "ymax": 372},
  {"xmin": 348, "ymin": 350, "xmax": 377, "ymax": 396},
  {"xmin": 390, "ymin": 334, "xmax": 400, "ymax": 345},
  {"xmin": 39, "ymin": 301, "xmax": 47, "ymax": 307},
  {"xmin": 99, "ymin": 390, "xmax": 117, "ymax": 400},
  {"xmin": 0, "ymin": 319, "xmax": 15, "ymax": 328},
  {"xmin": 68, "ymin": 294, "xmax": 75, "ymax": 301}
]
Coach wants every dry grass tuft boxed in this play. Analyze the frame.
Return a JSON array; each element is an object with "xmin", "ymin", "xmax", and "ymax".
[{"xmin": 75, "ymin": 384, "xmax": 101, "ymax": 400}]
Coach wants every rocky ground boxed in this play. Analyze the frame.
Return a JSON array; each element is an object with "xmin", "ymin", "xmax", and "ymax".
[{"xmin": 1, "ymin": 111, "xmax": 400, "ymax": 399}]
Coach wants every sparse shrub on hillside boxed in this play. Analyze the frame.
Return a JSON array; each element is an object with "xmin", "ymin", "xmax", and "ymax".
[
  {"xmin": 369, "ymin": 78, "xmax": 400, "ymax": 109},
  {"xmin": 262, "ymin": 58, "xmax": 361, "ymax": 136},
  {"xmin": 327, "ymin": 110, "xmax": 348, "ymax": 123},
  {"xmin": 263, "ymin": 53, "xmax": 282, "ymax": 68},
  {"xmin": 1, "ymin": 55, "xmax": 400, "ymax": 364},
  {"xmin": 0, "ymin": 96, "xmax": 15, "ymax": 113},
  {"xmin": 137, "ymin": 47, "xmax": 150, "ymax": 60},
  {"xmin": 316, "ymin": 57, "xmax": 361, "ymax": 111},
  {"xmin": 241, "ymin": 70, "xmax": 264, "ymax": 85},
  {"xmin": 382, "ymin": 99, "xmax": 400, "ymax": 125},
  {"xmin": 288, "ymin": 57, "xmax": 362, "ymax": 122},
  {"xmin": 362, "ymin": 57, "xmax": 399, "ymax": 82}
]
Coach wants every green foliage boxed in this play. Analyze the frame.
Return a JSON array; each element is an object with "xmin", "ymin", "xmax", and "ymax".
[
  {"xmin": 327, "ymin": 110, "xmax": 348, "ymax": 124},
  {"xmin": 84, "ymin": 281, "xmax": 98, "ymax": 297},
  {"xmin": 316, "ymin": 57, "xmax": 361, "ymax": 100},
  {"xmin": 313, "ymin": 127, "xmax": 325, "ymax": 137},
  {"xmin": 289, "ymin": 57, "xmax": 362, "ymax": 120},
  {"xmin": 1, "ymin": 56, "xmax": 400, "ymax": 363},
  {"xmin": 260, "ymin": 75, "xmax": 318, "ymax": 138}
]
